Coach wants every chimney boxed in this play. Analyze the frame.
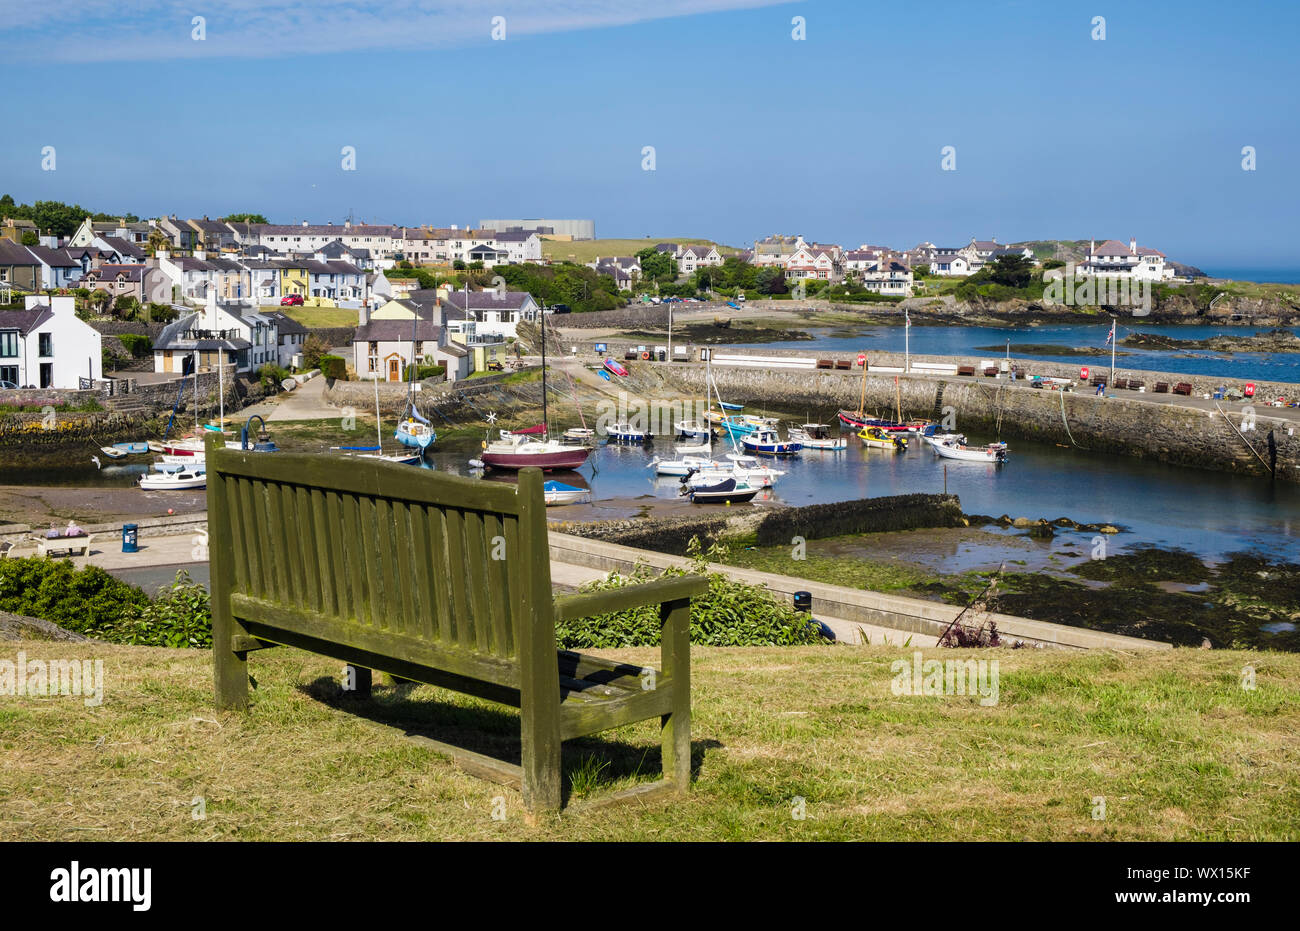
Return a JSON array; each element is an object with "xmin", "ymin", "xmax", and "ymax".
[{"xmin": 194, "ymin": 249, "xmax": 207, "ymax": 261}]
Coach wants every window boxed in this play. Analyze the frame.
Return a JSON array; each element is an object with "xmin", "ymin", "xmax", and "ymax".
[
  {"xmin": 0, "ymin": 365, "xmax": 16, "ymax": 384},
  {"xmin": 0, "ymin": 331, "xmax": 17, "ymax": 358},
  {"xmin": 38, "ymin": 333, "xmax": 52, "ymax": 357}
]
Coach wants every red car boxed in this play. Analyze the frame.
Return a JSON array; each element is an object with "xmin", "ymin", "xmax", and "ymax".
[{"xmin": 280, "ymin": 294, "xmax": 304, "ymax": 306}]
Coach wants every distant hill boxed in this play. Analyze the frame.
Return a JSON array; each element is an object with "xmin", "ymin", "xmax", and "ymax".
[{"xmin": 541, "ymin": 237, "xmax": 740, "ymax": 264}]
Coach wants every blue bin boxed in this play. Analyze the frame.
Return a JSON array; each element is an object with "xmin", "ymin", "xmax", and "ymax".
[{"xmin": 121, "ymin": 523, "xmax": 139, "ymax": 553}]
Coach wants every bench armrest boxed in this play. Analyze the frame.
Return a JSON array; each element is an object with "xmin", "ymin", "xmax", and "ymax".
[{"xmin": 552, "ymin": 574, "xmax": 708, "ymax": 623}]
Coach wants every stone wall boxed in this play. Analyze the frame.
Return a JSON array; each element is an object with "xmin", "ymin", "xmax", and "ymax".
[
  {"xmin": 552, "ymin": 493, "xmax": 966, "ymax": 555},
  {"xmin": 622, "ymin": 358, "xmax": 1300, "ymax": 482}
]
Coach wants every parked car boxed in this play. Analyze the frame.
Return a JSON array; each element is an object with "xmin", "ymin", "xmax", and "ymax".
[
  {"xmin": 280, "ymin": 294, "xmax": 304, "ymax": 306},
  {"xmin": 0, "ymin": 380, "xmax": 19, "ymax": 390}
]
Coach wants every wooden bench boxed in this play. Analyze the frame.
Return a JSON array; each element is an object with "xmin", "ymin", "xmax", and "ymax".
[
  {"xmin": 957, "ymin": 365, "xmax": 976, "ymax": 377},
  {"xmin": 1174, "ymin": 382, "xmax": 1194, "ymax": 396},
  {"xmin": 204, "ymin": 438, "xmax": 707, "ymax": 812},
  {"xmin": 30, "ymin": 534, "xmax": 92, "ymax": 557}
]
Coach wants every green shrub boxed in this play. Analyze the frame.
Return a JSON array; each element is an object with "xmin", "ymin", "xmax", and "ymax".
[
  {"xmin": 258, "ymin": 362, "xmax": 291, "ymax": 391},
  {"xmin": 555, "ymin": 540, "xmax": 827, "ymax": 648},
  {"xmin": 118, "ymin": 333, "xmax": 153, "ymax": 358},
  {"xmin": 0, "ymin": 557, "xmax": 149, "ymax": 638},
  {"xmin": 319, "ymin": 354, "xmax": 347, "ymax": 380},
  {"xmin": 115, "ymin": 570, "xmax": 212, "ymax": 648},
  {"xmin": 403, "ymin": 363, "xmax": 445, "ymax": 381}
]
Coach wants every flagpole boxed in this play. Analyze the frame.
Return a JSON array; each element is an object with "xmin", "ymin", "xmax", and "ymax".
[
  {"xmin": 904, "ymin": 308, "xmax": 910, "ymax": 374},
  {"xmin": 1109, "ymin": 315, "xmax": 1116, "ymax": 394}
]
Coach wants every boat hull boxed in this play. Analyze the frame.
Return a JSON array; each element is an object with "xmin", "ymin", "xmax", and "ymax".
[{"xmin": 481, "ymin": 448, "xmax": 592, "ymax": 471}]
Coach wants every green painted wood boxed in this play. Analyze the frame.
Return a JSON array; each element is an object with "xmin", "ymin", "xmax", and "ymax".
[
  {"xmin": 344, "ymin": 664, "xmax": 372, "ymax": 700},
  {"xmin": 207, "ymin": 451, "xmax": 705, "ymax": 812},
  {"xmin": 552, "ymin": 575, "xmax": 708, "ymax": 623},
  {"xmin": 206, "ymin": 434, "xmax": 248, "ymax": 710},
  {"xmin": 659, "ymin": 597, "xmax": 692, "ymax": 790},
  {"xmin": 515, "ymin": 467, "xmax": 562, "ymax": 812}
]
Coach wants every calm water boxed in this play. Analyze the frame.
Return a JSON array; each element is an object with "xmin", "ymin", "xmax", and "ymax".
[
  {"xmin": 439, "ymin": 433, "xmax": 1300, "ymax": 565},
  {"xmin": 733, "ymin": 323, "xmax": 1300, "ymax": 383},
  {"xmin": 7, "ymin": 426, "xmax": 1299, "ymax": 566}
]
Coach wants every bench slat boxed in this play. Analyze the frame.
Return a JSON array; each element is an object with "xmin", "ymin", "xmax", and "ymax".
[{"xmin": 552, "ymin": 576, "xmax": 709, "ymax": 623}]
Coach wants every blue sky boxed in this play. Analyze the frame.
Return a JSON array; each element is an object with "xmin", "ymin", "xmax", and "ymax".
[{"xmin": 1, "ymin": 0, "xmax": 1297, "ymax": 269}]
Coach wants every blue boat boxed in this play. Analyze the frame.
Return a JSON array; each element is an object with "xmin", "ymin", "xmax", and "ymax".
[
  {"xmin": 741, "ymin": 428, "xmax": 802, "ymax": 457},
  {"xmin": 112, "ymin": 442, "xmax": 148, "ymax": 455},
  {"xmin": 543, "ymin": 481, "xmax": 590, "ymax": 506},
  {"xmin": 719, "ymin": 401, "xmax": 744, "ymax": 412}
]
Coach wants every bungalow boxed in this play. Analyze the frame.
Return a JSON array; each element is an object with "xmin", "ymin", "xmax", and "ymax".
[
  {"xmin": 441, "ymin": 288, "xmax": 539, "ymax": 339},
  {"xmin": 929, "ymin": 255, "xmax": 972, "ymax": 276},
  {"xmin": 0, "ymin": 296, "xmax": 103, "ymax": 388}
]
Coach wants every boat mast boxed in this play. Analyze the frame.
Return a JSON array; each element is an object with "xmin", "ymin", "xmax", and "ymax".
[
  {"xmin": 895, "ymin": 375, "xmax": 902, "ymax": 424},
  {"xmin": 1109, "ymin": 314, "xmax": 1116, "ymax": 393},
  {"xmin": 904, "ymin": 308, "xmax": 910, "ymax": 374},
  {"xmin": 858, "ymin": 349, "xmax": 867, "ymax": 416},
  {"xmin": 540, "ymin": 300, "xmax": 549, "ymax": 438},
  {"xmin": 193, "ymin": 348, "xmax": 200, "ymax": 433}
]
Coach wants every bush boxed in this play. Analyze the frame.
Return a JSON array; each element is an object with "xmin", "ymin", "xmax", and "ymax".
[
  {"xmin": 319, "ymin": 354, "xmax": 347, "ymax": 380},
  {"xmin": 116, "ymin": 570, "xmax": 212, "ymax": 648},
  {"xmin": 118, "ymin": 333, "xmax": 152, "ymax": 358},
  {"xmin": 0, "ymin": 557, "xmax": 149, "ymax": 638},
  {"xmin": 402, "ymin": 363, "xmax": 445, "ymax": 381},
  {"xmin": 258, "ymin": 362, "xmax": 291, "ymax": 391},
  {"xmin": 555, "ymin": 540, "xmax": 827, "ymax": 648}
]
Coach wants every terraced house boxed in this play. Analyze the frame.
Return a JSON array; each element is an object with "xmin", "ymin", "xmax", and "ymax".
[{"xmin": 0, "ymin": 296, "xmax": 103, "ymax": 388}]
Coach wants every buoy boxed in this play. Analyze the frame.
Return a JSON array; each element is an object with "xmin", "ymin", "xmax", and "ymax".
[
  {"xmin": 167, "ymin": 508, "xmax": 174, "ymax": 515},
  {"xmin": 641, "ymin": 351, "xmax": 650, "ymax": 360}
]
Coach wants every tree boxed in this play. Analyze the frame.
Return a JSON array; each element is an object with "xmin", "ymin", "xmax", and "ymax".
[
  {"xmin": 113, "ymin": 294, "xmax": 140, "ymax": 319},
  {"xmin": 302, "ymin": 334, "xmax": 327, "ymax": 371},
  {"xmin": 147, "ymin": 228, "xmax": 169, "ymax": 256},
  {"xmin": 222, "ymin": 213, "xmax": 268, "ymax": 224},
  {"xmin": 986, "ymin": 254, "xmax": 1034, "ymax": 289},
  {"xmin": 635, "ymin": 247, "xmax": 677, "ymax": 283},
  {"xmin": 88, "ymin": 289, "xmax": 112, "ymax": 314},
  {"xmin": 19, "ymin": 231, "xmax": 38, "ymax": 246},
  {"xmin": 755, "ymin": 266, "xmax": 788, "ymax": 295}
]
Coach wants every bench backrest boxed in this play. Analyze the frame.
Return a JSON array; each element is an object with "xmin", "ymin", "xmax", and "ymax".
[{"xmin": 205, "ymin": 439, "xmax": 553, "ymax": 687}]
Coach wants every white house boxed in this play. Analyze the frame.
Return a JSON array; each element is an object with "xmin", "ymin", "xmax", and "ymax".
[
  {"xmin": 676, "ymin": 245, "xmax": 722, "ymax": 274},
  {"xmin": 1079, "ymin": 238, "xmax": 1175, "ymax": 280},
  {"xmin": 859, "ymin": 259, "xmax": 914, "ymax": 297},
  {"xmin": 929, "ymin": 255, "xmax": 972, "ymax": 276},
  {"xmin": 0, "ymin": 296, "xmax": 103, "ymax": 388},
  {"xmin": 441, "ymin": 288, "xmax": 539, "ymax": 339},
  {"xmin": 784, "ymin": 247, "xmax": 841, "ymax": 281}
]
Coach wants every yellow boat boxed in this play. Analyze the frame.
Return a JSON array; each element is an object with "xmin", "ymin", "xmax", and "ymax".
[{"xmin": 858, "ymin": 426, "xmax": 908, "ymax": 451}]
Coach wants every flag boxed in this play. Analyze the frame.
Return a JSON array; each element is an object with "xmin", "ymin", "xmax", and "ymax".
[{"xmin": 1104, "ymin": 321, "xmax": 1115, "ymax": 346}]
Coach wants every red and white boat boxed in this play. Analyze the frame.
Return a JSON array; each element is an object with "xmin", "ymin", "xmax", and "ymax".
[
  {"xmin": 479, "ymin": 430, "xmax": 592, "ymax": 471},
  {"xmin": 148, "ymin": 436, "xmax": 206, "ymax": 456}
]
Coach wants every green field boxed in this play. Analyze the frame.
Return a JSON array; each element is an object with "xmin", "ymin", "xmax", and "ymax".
[
  {"xmin": 541, "ymin": 237, "xmax": 741, "ymax": 264},
  {"xmin": 3, "ymin": 639, "xmax": 1296, "ymax": 840},
  {"xmin": 264, "ymin": 305, "xmax": 360, "ymax": 328}
]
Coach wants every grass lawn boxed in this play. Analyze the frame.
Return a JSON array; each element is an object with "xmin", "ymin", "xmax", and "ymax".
[
  {"xmin": 2, "ymin": 640, "xmax": 1296, "ymax": 840},
  {"xmin": 541, "ymin": 237, "xmax": 740, "ymax": 265},
  {"xmin": 264, "ymin": 305, "xmax": 359, "ymax": 328}
]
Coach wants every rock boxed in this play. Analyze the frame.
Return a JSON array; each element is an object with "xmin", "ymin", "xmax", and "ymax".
[
  {"xmin": 1052, "ymin": 516, "xmax": 1080, "ymax": 528},
  {"xmin": 1097, "ymin": 524, "xmax": 1120, "ymax": 534},
  {"xmin": 1011, "ymin": 517, "xmax": 1034, "ymax": 528},
  {"xmin": 996, "ymin": 514, "xmax": 1014, "ymax": 526},
  {"xmin": 1028, "ymin": 520, "xmax": 1055, "ymax": 539}
]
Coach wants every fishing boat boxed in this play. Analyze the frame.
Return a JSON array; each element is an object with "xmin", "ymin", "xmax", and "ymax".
[
  {"xmin": 741, "ymin": 427, "xmax": 802, "ymax": 456},
  {"xmin": 788, "ymin": 423, "xmax": 847, "ymax": 450},
  {"xmin": 139, "ymin": 466, "xmax": 206, "ymax": 491},
  {"xmin": 606, "ymin": 422, "xmax": 649, "ymax": 444},
  {"xmin": 112, "ymin": 442, "xmax": 148, "ymax": 455},
  {"xmin": 858, "ymin": 426, "xmax": 908, "ymax": 451},
  {"xmin": 682, "ymin": 475, "xmax": 760, "ymax": 504},
  {"xmin": 394, "ymin": 314, "xmax": 437, "ymax": 452},
  {"xmin": 929, "ymin": 436, "xmax": 1009, "ymax": 462},
  {"xmin": 543, "ymin": 480, "xmax": 591, "ymax": 506},
  {"xmin": 712, "ymin": 415, "xmax": 757, "ymax": 438},
  {"xmin": 603, "ymin": 358, "xmax": 628, "ymax": 377}
]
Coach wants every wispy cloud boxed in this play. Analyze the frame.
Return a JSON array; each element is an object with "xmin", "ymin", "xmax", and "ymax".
[{"xmin": 1, "ymin": 0, "xmax": 793, "ymax": 62}]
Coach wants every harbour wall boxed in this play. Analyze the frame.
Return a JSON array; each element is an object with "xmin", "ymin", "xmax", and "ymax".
[
  {"xmin": 617, "ymin": 355, "xmax": 1300, "ymax": 482},
  {"xmin": 551, "ymin": 493, "xmax": 965, "ymax": 555}
]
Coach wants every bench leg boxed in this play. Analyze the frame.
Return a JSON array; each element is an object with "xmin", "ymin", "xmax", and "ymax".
[
  {"xmin": 521, "ymin": 709, "xmax": 562, "ymax": 813},
  {"xmin": 343, "ymin": 665, "xmax": 372, "ymax": 699},
  {"xmin": 660, "ymin": 598, "xmax": 691, "ymax": 791},
  {"xmin": 214, "ymin": 638, "xmax": 249, "ymax": 711}
]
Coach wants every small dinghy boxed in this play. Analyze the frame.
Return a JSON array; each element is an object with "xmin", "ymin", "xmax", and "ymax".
[
  {"xmin": 674, "ymin": 440, "xmax": 712, "ymax": 455},
  {"xmin": 112, "ymin": 441, "xmax": 149, "ymax": 455},
  {"xmin": 543, "ymin": 481, "xmax": 590, "ymax": 506},
  {"xmin": 603, "ymin": 358, "xmax": 628, "ymax": 377},
  {"xmin": 929, "ymin": 436, "xmax": 1008, "ymax": 462},
  {"xmin": 139, "ymin": 466, "xmax": 206, "ymax": 490},
  {"xmin": 99, "ymin": 446, "xmax": 128, "ymax": 460},
  {"xmin": 562, "ymin": 427, "xmax": 596, "ymax": 443},
  {"xmin": 683, "ymin": 475, "xmax": 759, "ymax": 504},
  {"xmin": 648, "ymin": 455, "xmax": 716, "ymax": 477}
]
